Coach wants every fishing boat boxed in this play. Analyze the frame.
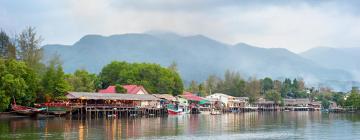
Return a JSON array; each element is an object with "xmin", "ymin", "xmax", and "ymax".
[
  {"xmin": 167, "ymin": 104, "xmax": 189, "ymax": 115},
  {"xmin": 11, "ymin": 104, "xmax": 40, "ymax": 116}
]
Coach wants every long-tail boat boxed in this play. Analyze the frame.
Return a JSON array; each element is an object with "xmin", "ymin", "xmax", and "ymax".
[{"xmin": 11, "ymin": 104, "xmax": 44, "ymax": 116}]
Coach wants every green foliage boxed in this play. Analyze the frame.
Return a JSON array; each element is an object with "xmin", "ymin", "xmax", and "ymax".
[
  {"xmin": 0, "ymin": 59, "xmax": 40, "ymax": 111},
  {"xmin": 281, "ymin": 78, "xmax": 292, "ymax": 97},
  {"xmin": 261, "ymin": 77, "xmax": 273, "ymax": 94},
  {"xmin": 188, "ymin": 80, "xmax": 199, "ymax": 94},
  {"xmin": 66, "ymin": 69, "xmax": 96, "ymax": 92},
  {"xmin": 0, "ymin": 30, "xmax": 16, "ymax": 59},
  {"xmin": 17, "ymin": 27, "xmax": 44, "ymax": 72},
  {"xmin": 321, "ymin": 99, "xmax": 330, "ymax": 109},
  {"xmin": 115, "ymin": 84, "xmax": 126, "ymax": 93},
  {"xmin": 41, "ymin": 57, "xmax": 71, "ymax": 101},
  {"xmin": 294, "ymin": 91, "xmax": 308, "ymax": 98},
  {"xmin": 265, "ymin": 90, "xmax": 282, "ymax": 104},
  {"xmin": 197, "ymin": 83, "xmax": 207, "ymax": 97},
  {"xmin": 98, "ymin": 61, "xmax": 184, "ymax": 96},
  {"xmin": 214, "ymin": 70, "xmax": 247, "ymax": 97},
  {"xmin": 345, "ymin": 87, "xmax": 360, "ymax": 109},
  {"xmin": 168, "ymin": 61, "xmax": 178, "ymax": 72},
  {"xmin": 0, "ymin": 90, "xmax": 10, "ymax": 111},
  {"xmin": 332, "ymin": 92, "xmax": 345, "ymax": 107}
]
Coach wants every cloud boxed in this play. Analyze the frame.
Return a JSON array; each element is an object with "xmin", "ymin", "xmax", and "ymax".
[{"xmin": 1, "ymin": 0, "xmax": 360, "ymax": 52}]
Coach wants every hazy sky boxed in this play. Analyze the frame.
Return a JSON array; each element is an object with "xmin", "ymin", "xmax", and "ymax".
[{"xmin": 1, "ymin": 0, "xmax": 360, "ymax": 53}]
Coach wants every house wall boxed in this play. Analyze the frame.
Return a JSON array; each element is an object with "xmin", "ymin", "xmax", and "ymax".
[
  {"xmin": 207, "ymin": 94, "xmax": 229, "ymax": 106},
  {"xmin": 136, "ymin": 88, "xmax": 149, "ymax": 94}
]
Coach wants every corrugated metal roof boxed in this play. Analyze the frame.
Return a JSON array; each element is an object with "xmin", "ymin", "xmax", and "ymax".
[
  {"xmin": 66, "ymin": 92, "xmax": 159, "ymax": 101},
  {"xmin": 284, "ymin": 99, "xmax": 310, "ymax": 105},
  {"xmin": 152, "ymin": 94, "xmax": 176, "ymax": 101}
]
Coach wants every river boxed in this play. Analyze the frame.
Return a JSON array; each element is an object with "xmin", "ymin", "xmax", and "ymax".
[{"xmin": 1, "ymin": 112, "xmax": 360, "ymax": 140}]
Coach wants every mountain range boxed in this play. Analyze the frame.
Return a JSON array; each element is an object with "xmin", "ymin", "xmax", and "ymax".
[{"xmin": 42, "ymin": 32, "xmax": 360, "ymax": 91}]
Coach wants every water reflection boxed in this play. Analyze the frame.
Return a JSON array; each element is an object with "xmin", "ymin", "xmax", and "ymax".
[{"xmin": 1, "ymin": 112, "xmax": 360, "ymax": 139}]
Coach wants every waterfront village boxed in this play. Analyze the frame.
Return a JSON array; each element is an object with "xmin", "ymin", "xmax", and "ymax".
[
  {"xmin": 9, "ymin": 84, "xmax": 347, "ymax": 118},
  {"xmin": 0, "ymin": 28, "xmax": 358, "ymax": 119}
]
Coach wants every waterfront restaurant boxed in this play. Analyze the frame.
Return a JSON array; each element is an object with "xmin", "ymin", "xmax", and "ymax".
[
  {"xmin": 66, "ymin": 92, "xmax": 160, "ymax": 108},
  {"xmin": 255, "ymin": 98, "xmax": 280, "ymax": 111},
  {"xmin": 283, "ymin": 98, "xmax": 311, "ymax": 111}
]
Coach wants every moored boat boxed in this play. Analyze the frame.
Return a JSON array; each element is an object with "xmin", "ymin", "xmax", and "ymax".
[
  {"xmin": 46, "ymin": 107, "xmax": 68, "ymax": 115},
  {"xmin": 11, "ymin": 104, "xmax": 38, "ymax": 116},
  {"xmin": 167, "ymin": 104, "xmax": 189, "ymax": 115},
  {"xmin": 210, "ymin": 109, "xmax": 222, "ymax": 115}
]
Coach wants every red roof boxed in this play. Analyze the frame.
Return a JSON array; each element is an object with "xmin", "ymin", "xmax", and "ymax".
[
  {"xmin": 123, "ymin": 85, "xmax": 147, "ymax": 94},
  {"xmin": 98, "ymin": 86, "xmax": 116, "ymax": 93},
  {"xmin": 98, "ymin": 85, "xmax": 148, "ymax": 94},
  {"xmin": 181, "ymin": 92, "xmax": 204, "ymax": 101}
]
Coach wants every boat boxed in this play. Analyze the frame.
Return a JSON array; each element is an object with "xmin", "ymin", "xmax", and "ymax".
[
  {"xmin": 199, "ymin": 107, "xmax": 211, "ymax": 114},
  {"xmin": 210, "ymin": 109, "xmax": 222, "ymax": 115},
  {"xmin": 167, "ymin": 104, "xmax": 189, "ymax": 115},
  {"xmin": 107, "ymin": 114, "xmax": 118, "ymax": 117},
  {"xmin": 46, "ymin": 107, "xmax": 68, "ymax": 115},
  {"xmin": 11, "ymin": 104, "xmax": 39, "ymax": 116}
]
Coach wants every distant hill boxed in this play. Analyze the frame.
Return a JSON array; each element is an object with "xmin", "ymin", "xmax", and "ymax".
[
  {"xmin": 42, "ymin": 32, "xmax": 357, "ymax": 91},
  {"xmin": 301, "ymin": 47, "xmax": 360, "ymax": 78},
  {"xmin": 301, "ymin": 47, "xmax": 360, "ymax": 89}
]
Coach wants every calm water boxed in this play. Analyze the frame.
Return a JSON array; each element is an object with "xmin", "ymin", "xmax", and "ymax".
[{"xmin": 1, "ymin": 112, "xmax": 360, "ymax": 140}]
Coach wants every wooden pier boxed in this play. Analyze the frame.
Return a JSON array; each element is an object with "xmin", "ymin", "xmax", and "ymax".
[{"xmin": 66, "ymin": 104, "xmax": 167, "ymax": 118}]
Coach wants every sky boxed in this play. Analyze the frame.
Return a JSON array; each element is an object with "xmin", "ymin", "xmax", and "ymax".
[{"xmin": 1, "ymin": 0, "xmax": 360, "ymax": 53}]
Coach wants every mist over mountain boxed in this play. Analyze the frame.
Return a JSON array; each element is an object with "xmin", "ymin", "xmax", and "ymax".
[
  {"xmin": 301, "ymin": 47, "xmax": 360, "ymax": 85},
  {"xmin": 42, "ymin": 32, "xmax": 357, "ymax": 91}
]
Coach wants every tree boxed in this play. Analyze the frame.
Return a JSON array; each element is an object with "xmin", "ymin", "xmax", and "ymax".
[
  {"xmin": 188, "ymin": 80, "xmax": 199, "ymax": 94},
  {"xmin": 214, "ymin": 70, "xmax": 246, "ymax": 97},
  {"xmin": 98, "ymin": 61, "xmax": 184, "ymax": 96},
  {"xmin": 332, "ymin": 92, "xmax": 345, "ymax": 107},
  {"xmin": 0, "ymin": 30, "xmax": 16, "ymax": 59},
  {"xmin": 273, "ymin": 80, "xmax": 282, "ymax": 93},
  {"xmin": 261, "ymin": 77, "xmax": 273, "ymax": 94},
  {"xmin": 66, "ymin": 69, "xmax": 96, "ymax": 92},
  {"xmin": 0, "ymin": 59, "xmax": 40, "ymax": 111},
  {"xmin": 17, "ymin": 27, "xmax": 44, "ymax": 72},
  {"xmin": 281, "ymin": 78, "xmax": 292, "ymax": 97},
  {"xmin": 245, "ymin": 76, "xmax": 261, "ymax": 103},
  {"xmin": 345, "ymin": 87, "xmax": 360, "ymax": 109},
  {"xmin": 265, "ymin": 90, "xmax": 282, "ymax": 104},
  {"xmin": 41, "ymin": 57, "xmax": 71, "ymax": 101},
  {"xmin": 198, "ymin": 83, "xmax": 207, "ymax": 97},
  {"xmin": 204, "ymin": 74, "xmax": 219, "ymax": 95},
  {"xmin": 168, "ymin": 61, "xmax": 178, "ymax": 72},
  {"xmin": 115, "ymin": 84, "xmax": 127, "ymax": 93}
]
